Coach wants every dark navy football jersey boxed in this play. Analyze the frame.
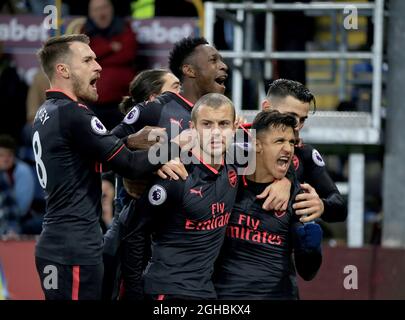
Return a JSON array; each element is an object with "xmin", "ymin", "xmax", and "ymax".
[
  {"xmin": 112, "ymin": 91, "xmax": 193, "ymax": 141},
  {"xmin": 214, "ymin": 177, "xmax": 302, "ymax": 299},
  {"xmin": 32, "ymin": 90, "xmax": 159, "ymax": 265},
  {"xmin": 293, "ymin": 144, "xmax": 347, "ymax": 222},
  {"xmin": 121, "ymin": 156, "xmax": 240, "ymax": 299}
]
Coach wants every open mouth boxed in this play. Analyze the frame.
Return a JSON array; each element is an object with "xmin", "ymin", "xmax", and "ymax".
[
  {"xmin": 214, "ymin": 75, "xmax": 227, "ymax": 88},
  {"xmin": 90, "ymin": 77, "xmax": 98, "ymax": 90},
  {"xmin": 277, "ymin": 155, "xmax": 291, "ymax": 169}
]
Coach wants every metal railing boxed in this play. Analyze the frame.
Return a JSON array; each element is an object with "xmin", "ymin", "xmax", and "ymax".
[
  {"xmin": 204, "ymin": 0, "xmax": 384, "ymax": 139},
  {"xmin": 204, "ymin": 1, "xmax": 385, "ymax": 247}
]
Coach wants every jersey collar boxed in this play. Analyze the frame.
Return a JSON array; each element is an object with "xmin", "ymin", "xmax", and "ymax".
[
  {"xmin": 46, "ymin": 89, "xmax": 77, "ymax": 102},
  {"xmin": 190, "ymin": 150, "xmax": 224, "ymax": 175},
  {"xmin": 172, "ymin": 92, "xmax": 194, "ymax": 108}
]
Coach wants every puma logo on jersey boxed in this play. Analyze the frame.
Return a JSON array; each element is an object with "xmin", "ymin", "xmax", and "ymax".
[
  {"xmin": 190, "ymin": 186, "xmax": 203, "ymax": 198},
  {"xmin": 170, "ymin": 118, "xmax": 183, "ymax": 129}
]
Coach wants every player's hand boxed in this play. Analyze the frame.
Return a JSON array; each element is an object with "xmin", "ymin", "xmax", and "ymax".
[
  {"xmin": 126, "ymin": 126, "xmax": 166, "ymax": 150},
  {"xmin": 157, "ymin": 157, "xmax": 188, "ymax": 180},
  {"xmin": 293, "ymin": 183, "xmax": 324, "ymax": 223},
  {"xmin": 171, "ymin": 128, "xmax": 197, "ymax": 152},
  {"xmin": 256, "ymin": 177, "xmax": 291, "ymax": 211},
  {"xmin": 123, "ymin": 178, "xmax": 148, "ymax": 199}
]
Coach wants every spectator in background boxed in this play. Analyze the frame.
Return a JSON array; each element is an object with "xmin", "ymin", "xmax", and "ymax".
[
  {"xmin": 0, "ymin": 42, "xmax": 28, "ymax": 143},
  {"xmin": 0, "ymin": 0, "xmax": 29, "ymax": 13},
  {"xmin": 82, "ymin": 0, "xmax": 137, "ymax": 130},
  {"xmin": 0, "ymin": 135, "xmax": 35, "ymax": 237}
]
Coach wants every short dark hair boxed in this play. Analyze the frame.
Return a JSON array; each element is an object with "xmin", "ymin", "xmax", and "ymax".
[
  {"xmin": 0, "ymin": 134, "xmax": 17, "ymax": 153},
  {"xmin": 191, "ymin": 93, "xmax": 235, "ymax": 123},
  {"xmin": 266, "ymin": 79, "xmax": 316, "ymax": 112},
  {"xmin": 37, "ymin": 34, "xmax": 90, "ymax": 80},
  {"xmin": 169, "ymin": 36, "xmax": 208, "ymax": 81},
  {"xmin": 252, "ymin": 110, "xmax": 297, "ymax": 137},
  {"xmin": 119, "ymin": 69, "xmax": 170, "ymax": 114}
]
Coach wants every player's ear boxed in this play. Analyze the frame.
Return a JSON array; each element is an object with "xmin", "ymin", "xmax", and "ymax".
[
  {"xmin": 255, "ymin": 138, "xmax": 263, "ymax": 154},
  {"xmin": 261, "ymin": 98, "xmax": 271, "ymax": 111},
  {"xmin": 148, "ymin": 93, "xmax": 157, "ymax": 102},
  {"xmin": 182, "ymin": 64, "xmax": 196, "ymax": 78},
  {"xmin": 56, "ymin": 63, "xmax": 70, "ymax": 79}
]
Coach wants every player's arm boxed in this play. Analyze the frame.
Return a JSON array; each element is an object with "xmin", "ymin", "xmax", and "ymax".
[
  {"xmin": 120, "ymin": 178, "xmax": 185, "ymax": 300},
  {"xmin": 300, "ymin": 147, "xmax": 347, "ymax": 223},
  {"xmin": 278, "ymin": 179, "xmax": 322, "ymax": 281},
  {"xmin": 66, "ymin": 103, "xmax": 161, "ymax": 179},
  {"xmin": 292, "ymin": 222, "xmax": 323, "ymax": 281},
  {"xmin": 290, "ymin": 187, "xmax": 323, "ymax": 281}
]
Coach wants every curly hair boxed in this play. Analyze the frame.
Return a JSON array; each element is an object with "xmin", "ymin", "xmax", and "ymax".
[{"xmin": 168, "ymin": 37, "xmax": 208, "ymax": 82}]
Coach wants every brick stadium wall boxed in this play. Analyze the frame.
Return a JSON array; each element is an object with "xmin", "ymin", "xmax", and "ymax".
[{"xmin": 1, "ymin": 240, "xmax": 405, "ymax": 300}]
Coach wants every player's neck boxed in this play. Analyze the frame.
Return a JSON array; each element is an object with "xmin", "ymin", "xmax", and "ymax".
[
  {"xmin": 247, "ymin": 159, "xmax": 275, "ymax": 184},
  {"xmin": 192, "ymin": 147, "xmax": 223, "ymax": 171},
  {"xmin": 180, "ymin": 82, "xmax": 202, "ymax": 105},
  {"xmin": 50, "ymin": 80, "xmax": 78, "ymax": 101}
]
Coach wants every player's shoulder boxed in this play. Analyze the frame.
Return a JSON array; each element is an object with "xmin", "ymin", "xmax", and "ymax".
[
  {"xmin": 156, "ymin": 91, "xmax": 178, "ymax": 103},
  {"xmin": 56, "ymin": 98, "xmax": 91, "ymax": 116},
  {"xmin": 296, "ymin": 143, "xmax": 326, "ymax": 168},
  {"xmin": 147, "ymin": 177, "xmax": 186, "ymax": 206},
  {"xmin": 120, "ymin": 94, "xmax": 174, "ymax": 125}
]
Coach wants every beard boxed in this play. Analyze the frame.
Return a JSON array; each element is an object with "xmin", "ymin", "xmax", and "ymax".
[{"xmin": 71, "ymin": 72, "xmax": 98, "ymax": 103}]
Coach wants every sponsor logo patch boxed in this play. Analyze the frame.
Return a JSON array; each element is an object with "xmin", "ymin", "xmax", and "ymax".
[
  {"xmin": 312, "ymin": 149, "xmax": 325, "ymax": 167},
  {"xmin": 124, "ymin": 106, "xmax": 140, "ymax": 125},
  {"xmin": 148, "ymin": 184, "xmax": 167, "ymax": 205},
  {"xmin": 91, "ymin": 116, "xmax": 107, "ymax": 135}
]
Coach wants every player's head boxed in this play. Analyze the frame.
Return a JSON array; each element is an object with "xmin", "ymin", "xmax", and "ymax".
[
  {"xmin": 119, "ymin": 69, "xmax": 180, "ymax": 114},
  {"xmin": 252, "ymin": 110, "xmax": 296, "ymax": 181},
  {"xmin": 88, "ymin": 0, "xmax": 114, "ymax": 30},
  {"xmin": 37, "ymin": 34, "xmax": 102, "ymax": 103},
  {"xmin": 169, "ymin": 37, "xmax": 228, "ymax": 96},
  {"xmin": 261, "ymin": 79, "xmax": 315, "ymax": 132},
  {"xmin": 0, "ymin": 134, "xmax": 16, "ymax": 171},
  {"xmin": 191, "ymin": 93, "xmax": 236, "ymax": 162}
]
